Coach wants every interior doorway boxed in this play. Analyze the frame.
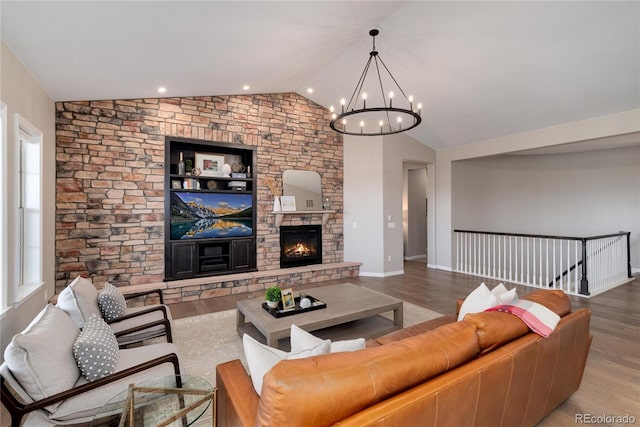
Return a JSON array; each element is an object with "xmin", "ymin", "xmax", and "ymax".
[{"xmin": 403, "ymin": 165, "xmax": 428, "ymax": 262}]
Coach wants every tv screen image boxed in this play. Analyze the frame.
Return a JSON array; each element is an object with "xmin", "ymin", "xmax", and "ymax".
[{"xmin": 170, "ymin": 192, "xmax": 253, "ymax": 240}]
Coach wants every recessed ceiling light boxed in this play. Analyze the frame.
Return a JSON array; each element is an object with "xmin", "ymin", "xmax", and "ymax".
[
  {"xmin": 157, "ymin": 87, "xmax": 167, "ymax": 93},
  {"xmin": 242, "ymin": 85, "xmax": 250, "ymax": 91},
  {"xmin": 307, "ymin": 88, "xmax": 314, "ymax": 94}
]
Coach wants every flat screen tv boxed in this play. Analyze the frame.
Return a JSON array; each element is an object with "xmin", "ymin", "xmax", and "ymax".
[{"xmin": 170, "ymin": 192, "xmax": 253, "ymax": 240}]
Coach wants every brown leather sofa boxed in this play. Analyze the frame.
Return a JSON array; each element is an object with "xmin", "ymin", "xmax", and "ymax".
[{"xmin": 216, "ymin": 290, "xmax": 591, "ymax": 427}]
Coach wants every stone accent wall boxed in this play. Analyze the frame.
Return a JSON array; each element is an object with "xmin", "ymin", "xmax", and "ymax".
[{"xmin": 55, "ymin": 93, "xmax": 344, "ymax": 294}]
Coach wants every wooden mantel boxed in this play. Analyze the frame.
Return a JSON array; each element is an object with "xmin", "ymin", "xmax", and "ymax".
[{"xmin": 272, "ymin": 210, "xmax": 336, "ymax": 227}]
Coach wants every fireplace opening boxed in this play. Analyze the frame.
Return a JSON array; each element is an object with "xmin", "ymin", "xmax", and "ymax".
[{"xmin": 280, "ymin": 225, "xmax": 322, "ymax": 268}]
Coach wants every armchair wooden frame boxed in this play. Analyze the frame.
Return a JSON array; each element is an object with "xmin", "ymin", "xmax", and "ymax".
[
  {"xmin": 109, "ymin": 289, "xmax": 174, "ymax": 344},
  {"xmin": 1, "ymin": 353, "xmax": 181, "ymax": 427}
]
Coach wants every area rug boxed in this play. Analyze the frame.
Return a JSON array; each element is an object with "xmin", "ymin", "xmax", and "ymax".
[{"xmin": 172, "ymin": 301, "xmax": 443, "ymax": 389}]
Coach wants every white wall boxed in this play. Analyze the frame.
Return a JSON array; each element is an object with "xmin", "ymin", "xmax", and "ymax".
[
  {"xmin": 452, "ymin": 146, "xmax": 640, "ymax": 268},
  {"xmin": 435, "ymin": 110, "xmax": 640, "ymax": 270},
  {"xmin": 0, "ymin": 40, "xmax": 56, "ymax": 357},
  {"xmin": 344, "ymin": 136, "xmax": 385, "ymax": 273},
  {"xmin": 344, "ymin": 133, "xmax": 434, "ymax": 276}
]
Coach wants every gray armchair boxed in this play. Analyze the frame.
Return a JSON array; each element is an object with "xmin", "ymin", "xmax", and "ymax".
[
  {"xmin": 56, "ymin": 276, "xmax": 173, "ymax": 347},
  {"xmin": 1, "ymin": 304, "xmax": 181, "ymax": 426}
]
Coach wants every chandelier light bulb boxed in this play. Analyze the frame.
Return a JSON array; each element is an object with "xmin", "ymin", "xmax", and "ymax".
[
  {"xmin": 389, "ymin": 91, "xmax": 394, "ymax": 99},
  {"xmin": 418, "ymin": 103, "xmax": 422, "ymax": 115},
  {"xmin": 342, "ymin": 118, "xmax": 347, "ymax": 125},
  {"xmin": 389, "ymin": 90, "xmax": 394, "ymax": 107},
  {"xmin": 397, "ymin": 116, "xmax": 402, "ymax": 123},
  {"xmin": 379, "ymin": 120, "xmax": 384, "ymax": 132},
  {"xmin": 331, "ymin": 113, "xmax": 337, "ymax": 120},
  {"xmin": 330, "ymin": 105, "xmax": 335, "ymax": 113},
  {"xmin": 408, "ymin": 95, "xmax": 414, "ymax": 102},
  {"xmin": 340, "ymin": 98, "xmax": 346, "ymax": 105},
  {"xmin": 360, "ymin": 121, "xmax": 365, "ymax": 127}
]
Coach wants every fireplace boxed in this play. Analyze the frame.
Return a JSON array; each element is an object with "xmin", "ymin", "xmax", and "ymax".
[{"xmin": 280, "ymin": 225, "xmax": 322, "ymax": 268}]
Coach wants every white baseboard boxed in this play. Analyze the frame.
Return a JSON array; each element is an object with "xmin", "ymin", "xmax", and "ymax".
[
  {"xmin": 427, "ymin": 264, "xmax": 453, "ymax": 271},
  {"xmin": 359, "ymin": 270, "xmax": 405, "ymax": 277},
  {"xmin": 404, "ymin": 254, "xmax": 427, "ymax": 261}
]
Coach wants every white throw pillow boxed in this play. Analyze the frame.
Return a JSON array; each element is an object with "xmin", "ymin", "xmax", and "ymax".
[
  {"xmin": 458, "ymin": 283, "xmax": 498, "ymax": 321},
  {"xmin": 491, "ymin": 283, "xmax": 517, "ymax": 305},
  {"xmin": 290, "ymin": 324, "xmax": 365, "ymax": 353},
  {"xmin": 242, "ymin": 334, "xmax": 330, "ymax": 395},
  {"xmin": 57, "ymin": 276, "xmax": 102, "ymax": 328},
  {"xmin": 4, "ymin": 305, "xmax": 81, "ymax": 411}
]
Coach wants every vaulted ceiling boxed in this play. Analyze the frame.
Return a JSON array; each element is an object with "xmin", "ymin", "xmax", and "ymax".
[{"xmin": 1, "ymin": 1, "xmax": 638, "ymax": 150}]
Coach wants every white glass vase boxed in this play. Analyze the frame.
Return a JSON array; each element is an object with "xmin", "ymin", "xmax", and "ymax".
[{"xmin": 273, "ymin": 196, "xmax": 281, "ymax": 212}]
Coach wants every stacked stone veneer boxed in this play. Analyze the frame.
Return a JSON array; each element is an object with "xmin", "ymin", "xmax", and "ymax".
[{"xmin": 55, "ymin": 93, "xmax": 354, "ymax": 301}]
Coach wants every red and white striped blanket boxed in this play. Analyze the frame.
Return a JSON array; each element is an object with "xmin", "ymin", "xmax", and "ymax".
[{"xmin": 485, "ymin": 299, "xmax": 561, "ymax": 338}]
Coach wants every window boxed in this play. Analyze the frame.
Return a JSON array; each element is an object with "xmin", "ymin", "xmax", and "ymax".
[{"xmin": 15, "ymin": 115, "xmax": 43, "ymax": 301}]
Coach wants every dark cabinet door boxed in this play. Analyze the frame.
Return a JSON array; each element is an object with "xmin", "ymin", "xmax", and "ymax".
[
  {"xmin": 172, "ymin": 243, "xmax": 196, "ymax": 279},
  {"xmin": 231, "ymin": 239, "xmax": 255, "ymax": 270}
]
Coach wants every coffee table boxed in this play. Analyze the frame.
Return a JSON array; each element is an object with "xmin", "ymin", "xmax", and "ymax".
[{"xmin": 236, "ymin": 283, "xmax": 403, "ymax": 348}]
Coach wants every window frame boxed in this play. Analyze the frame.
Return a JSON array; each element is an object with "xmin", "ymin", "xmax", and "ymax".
[{"xmin": 13, "ymin": 114, "xmax": 45, "ymax": 305}]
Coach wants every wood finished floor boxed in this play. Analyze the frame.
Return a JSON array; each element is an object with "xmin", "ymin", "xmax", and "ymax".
[{"xmin": 170, "ymin": 261, "xmax": 640, "ymax": 426}]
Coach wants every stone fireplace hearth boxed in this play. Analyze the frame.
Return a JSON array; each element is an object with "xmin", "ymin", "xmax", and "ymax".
[{"xmin": 280, "ymin": 224, "xmax": 322, "ymax": 268}]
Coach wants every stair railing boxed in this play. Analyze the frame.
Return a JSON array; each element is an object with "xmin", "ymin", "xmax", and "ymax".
[{"xmin": 453, "ymin": 230, "xmax": 631, "ymax": 297}]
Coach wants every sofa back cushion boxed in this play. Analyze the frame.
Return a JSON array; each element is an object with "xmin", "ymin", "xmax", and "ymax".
[
  {"xmin": 464, "ymin": 289, "xmax": 572, "ymax": 354},
  {"xmin": 4, "ymin": 304, "xmax": 81, "ymax": 411},
  {"xmin": 256, "ymin": 321, "xmax": 479, "ymax": 427},
  {"xmin": 57, "ymin": 276, "xmax": 102, "ymax": 328}
]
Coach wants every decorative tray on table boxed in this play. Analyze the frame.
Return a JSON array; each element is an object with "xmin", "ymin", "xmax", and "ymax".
[{"xmin": 262, "ymin": 295, "xmax": 327, "ymax": 318}]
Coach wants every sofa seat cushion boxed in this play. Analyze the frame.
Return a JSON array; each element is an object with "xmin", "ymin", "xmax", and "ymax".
[
  {"xmin": 3, "ymin": 304, "xmax": 81, "ymax": 412},
  {"xmin": 257, "ymin": 321, "xmax": 479, "ymax": 427},
  {"xmin": 50, "ymin": 343, "xmax": 179, "ymax": 423}
]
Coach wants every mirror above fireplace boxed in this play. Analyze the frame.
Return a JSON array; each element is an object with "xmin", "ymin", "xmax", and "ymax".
[{"xmin": 282, "ymin": 170, "xmax": 322, "ymax": 211}]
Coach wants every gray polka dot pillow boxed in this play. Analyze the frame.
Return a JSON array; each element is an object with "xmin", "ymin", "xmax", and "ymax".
[
  {"xmin": 97, "ymin": 282, "xmax": 127, "ymax": 321},
  {"xmin": 73, "ymin": 315, "xmax": 119, "ymax": 381}
]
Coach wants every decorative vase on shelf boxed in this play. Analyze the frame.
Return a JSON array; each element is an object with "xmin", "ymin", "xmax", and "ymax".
[
  {"xmin": 273, "ymin": 196, "xmax": 281, "ymax": 212},
  {"xmin": 177, "ymin": 152, "xmax": 186, "ymax": 176}
]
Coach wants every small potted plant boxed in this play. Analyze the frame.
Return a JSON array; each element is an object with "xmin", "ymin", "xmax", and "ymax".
[{"xmin": 265, "ymin": 286, "xmax": 282, "ymax": 309}]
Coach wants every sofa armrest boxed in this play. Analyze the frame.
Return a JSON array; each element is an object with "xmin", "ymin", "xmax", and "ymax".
[{"xmin": 216, "ymin": 360, "xmax": 259, "ymax": 427}]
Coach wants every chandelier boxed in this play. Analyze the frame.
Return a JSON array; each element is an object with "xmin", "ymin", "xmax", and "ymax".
[{"xmin": 329, "ymin": 29, "xmax": 422, "ymax": 136}]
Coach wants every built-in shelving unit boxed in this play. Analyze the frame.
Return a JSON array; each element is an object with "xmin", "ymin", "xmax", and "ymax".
[
  {"xmin": 164, "ymin": 136, "xmax": 257, "ymax": 280},
  {"xmin": 272, "ymin": 210, "xmax": 335, "ymax": 227}
]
